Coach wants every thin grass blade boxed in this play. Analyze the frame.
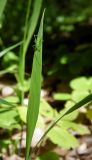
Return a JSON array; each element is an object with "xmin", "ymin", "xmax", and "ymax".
[
  {"xmin": 0, "ymin": 41, "xmax": 22, "ymax": 58},
  {"xmin": 0, "ymin": 0, "xmax": 7, "ymax": 18},
  {"xmin": 0, "ymin": 65, "xmax": 17, "ymax": 76},
  {"xmin": 24, "ymin": 0, "xmax": 42, "ymax": 54},
  {"xmin": 36, "ymin": 94, "xmax": 92, "ymax": 146},
  {"xmin": 0, "ymin": 98, "xmax": 15, "ymax": 108},
  {"xmin": 18, "ymin": 0, "xmax": 32, "ymax": 104},
  {"xmin": 25, "ymin": 11, "xmax": 44, "ymax": 160},
  {"xmin": 23, "ymin": 0, "xmax": 32, "ymax": 47}
]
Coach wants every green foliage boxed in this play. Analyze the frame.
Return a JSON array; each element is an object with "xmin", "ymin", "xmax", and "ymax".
[
  {"xmin": 0, "ymin": 140, "xmax": 11, "ymax": 150},
  {"xmin": 58, "ymin": 121, "xmax": 90, "ymax": 135},
  {"xmin": 67, "ymin": 77, "xmax": 92, "ymax": 107},
  {"xmin": 0, "ymin": 108, "xmax": 20, "ymax": 129},
  {"xmin": 52, "ymin": 77, "xmax": 92, "ymax": 139},
  {"xmin": 17, "ymin": 106, "xmax": 27, "ymax": 123},
  {"xmin": 47, "ymin": 119, "xmax": 90, "ymax": 149},
  {"xmin": 0, "ymin": 98, "xmax": 16, "ymax": 108},
  {"xmin": 16, "ymin": 98, "xmax": 89, "ymax": 150},
  {"xmin": 41, "ymin": 1, "xmax": 92, "ymax": 80},
  {"xmin": 48, "ymin": 126, "xmax": 79, "ymax": 149},
  {"xmin": 53, "ymin": 93, "xmax": 71, "ymax": 101},
  {"xmin": 37, "ymin": 152, "xmax": 59, "ymax": 160},
  {"xmin": 53, "ymin": 76, "xmax": 92, "ymax": 114},
  {"xmin": 40, "ymin": 98, "xmax": 55, "ymax": 118},
  {"xmin": 1, "ymin": 0, "xmax": 92, "ymax": 81},
  {"xmin": 37, "ymin": 94, "xmax": 92, "ymax": 147},
  {"xmin": 60, "ymin": 106, "xmax": 79, "ymax": 121},
  {"xmin": 44, "ymin": 0, "xmax": 92, "ymax": 33},
  {"xmin": 0, "ymin": 0, "xmax": 7, "ymax": 18},
  {"xmin": 4, "ymin": 96, "xmax": 19, "ymax": 104},
  {"xmin": 86, "ymin": 109, "xmax": 92, "ymax": 121},
  {"xmin": 39, "ymin": 99, "xmax": 89, "ymax": 149},
  {"xmin": 0, "ymin": 42, "xmax": 22, "ymax": 76},
  {"xmin": 70, "ymin": 77, "xmax": 92, "ymax": 91}
]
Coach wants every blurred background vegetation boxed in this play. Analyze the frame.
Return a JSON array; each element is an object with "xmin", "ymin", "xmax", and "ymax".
[{"xmin": 0, "ymin": 0, "xmax": 92, "ymax": 84}]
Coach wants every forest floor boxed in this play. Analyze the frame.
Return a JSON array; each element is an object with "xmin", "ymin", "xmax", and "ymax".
[{"xmin": 0, "ymin": 77, "xmax": 92, "ymax": 160}]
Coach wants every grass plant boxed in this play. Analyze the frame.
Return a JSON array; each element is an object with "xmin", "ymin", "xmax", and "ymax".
[{"xmin": 18, "ymin": 0, "xmax": 42, "ymax": 105}]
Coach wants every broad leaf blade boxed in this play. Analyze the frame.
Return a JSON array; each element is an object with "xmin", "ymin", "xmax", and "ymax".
[
  {"xmin": 70, "ymin": 77, "xmax": 92, "ymax": 90},
  {"xmin": 53, "ymin": 93, "xmax": 71, "ymax": 101},
  {"xmin": 48, "ymin": 126, "xmax": 79, "ymax": 149},
  {"xmin": 17, "ymin": 106, "xmax": 27, "ymax": 123},
  {"xmin": 0, "ymin": 109, "xmax": 19, "ymax": 129},
  {"xmin": 26, "ymin": 12, "xmax": 44, "ymax": 160},
  {"xmin": 58, "ymin": 121, "xmax": 90, "ymax": 135}
]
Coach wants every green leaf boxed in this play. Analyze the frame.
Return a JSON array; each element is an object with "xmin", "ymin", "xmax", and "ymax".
[
  {"xmin": 0, "ymin": 0, "xmax": 7, "ymax": 18},
  {"xmin": 3, "ymin": 52, "xmax": 18, "ymax": 64},
  {"xmin": 53, "ymin": 93, "xmax": 71, "ymax": 101},
  {"xmin": 36, "ymin": 115, "xmax": 45, "ymax": 128},
  {"xmin": 48, "ymin": 126, "xmax": 79, "ymax": 149},
  {"xmin": 70, "ymin": 77, "xmax": 92, "ymax": 91},
  {"xmin": 17, "ymin": 105, "xmax": 45, "ymax": 129},
  {"xmin": 60, "ymin": 107, "xmax": 79, "ymax": 121},
  {"xmin": 71, "ymin": 90, "xmax": 89, "ymax": 102},
  {"xmin": 58, "ymin": 121, "xmax": 90, "ymax": 135},
  {"xmin": 37, "ymin": 152, "xmax": 59, "ymax": 160},
  {"xmin": 65, "ymin": 100, "xmax": 75, "ymax": 108},
  {"xmin": 4, "ymin": 96, "xmax": 19, "ymax": 104},
  {"xmin": 89, "ymin": 77, "xmax": 92, "ymax": 92},
  {"xmin": 40, "ymin": 99, "xmax": 55, "ymax": 118},
  {"xmin": 26, "ymin": 11, "xmax": 44, "ymax": 160},
  {"xmin": 0, "ymin": 109, "xmax": 19, "ymax": 129},
  {"xmin": 86, "ymin": 109, "xmax": 92, "ymax": 120},
  {"xmin": 17, "ymin": 106, "xmax": 27, "ymax": 123},
  {"xmin": 0, "ymin": 140, "xmax": 11, "ymax": 149},
  {"xmin": 0, "ymin": 98, "xmax": 16, "ymax": 108},
  {"xmin": 17, "ymin": 78, "xmax": 31, "ymax": 92},
  {"xmin": 52, "ymin": 94, "xmax": 92, "ymax": 127}
]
